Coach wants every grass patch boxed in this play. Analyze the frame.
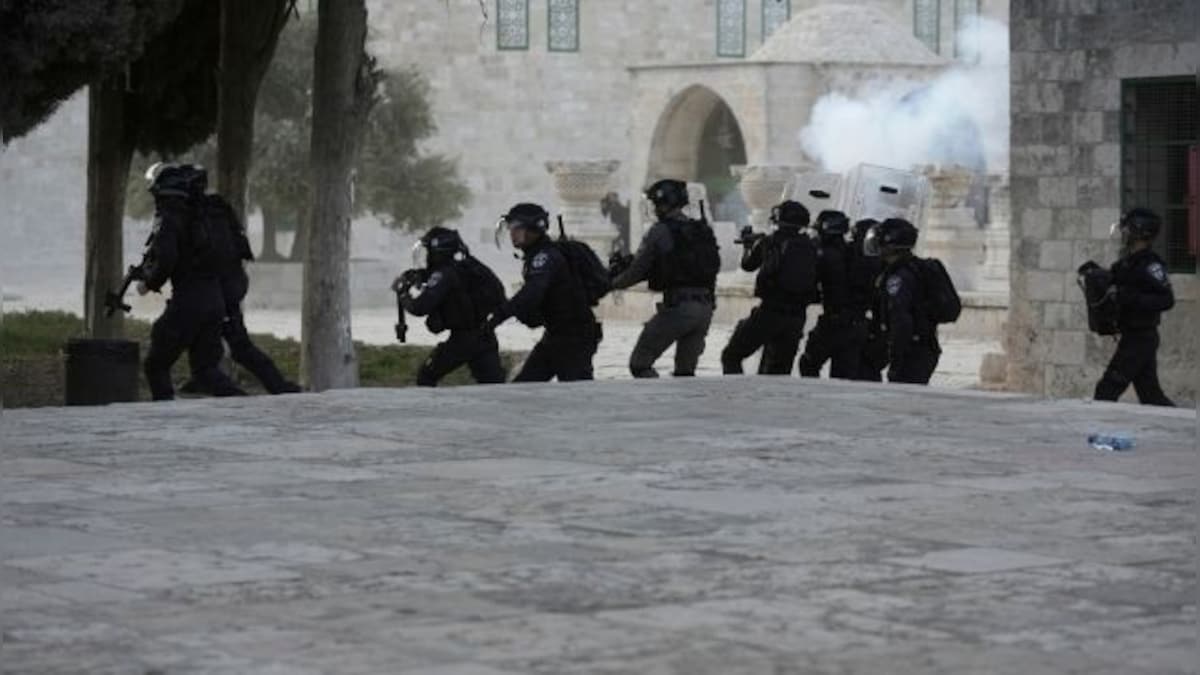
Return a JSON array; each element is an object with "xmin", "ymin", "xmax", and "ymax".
[{"xmin": 1, "ymin": 310, "xmax": 522, "ymax": 408}]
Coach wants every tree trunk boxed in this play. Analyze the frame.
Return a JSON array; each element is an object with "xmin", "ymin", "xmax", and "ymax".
[
  {"xmin": 84, "ymin": 80, "xmax": 133, "ymax": 339},
  {"xmin": 288, "ymin": 203, "xmax": 310, "ymax": 262},
  {"xmin": 215, "ymin": 0, "xmax": 293, "ymax": 219},
  {"xmin": 258, "ymin": 205, "xmax": 283, "ymax": 261},
  {"xmin": 301, "ymin": 0, "xmax": 375, "ymax": 390}
]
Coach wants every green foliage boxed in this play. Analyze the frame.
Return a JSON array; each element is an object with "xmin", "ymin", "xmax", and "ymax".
[
  {"xmin": 355, "ymin": 68, "xmax": 471, "ymax": 230},
  {"xmin": 0, "ymin": 310, "xmax": 86, "ymax": 356},
  {"xmin": 249, "ymin": 15, "xmax": 469, "ymax": 234},
  {"xmin": 1, "ymin": 310, "xmax": 522, "ymax": 407},
  {"xmin": 0, "ymin": 0, "xmax": 188, "ymax": 143},
  {"xmin": 0, "ymin": 0, "xmax": 220, "ymax": 153},
  {"xmin": 125, "ymin": 0, "xmax": 221, "ymax": 157},
  {"xmin": 121, "ymin": 12, "xmax": 468, "ymax": 236}
]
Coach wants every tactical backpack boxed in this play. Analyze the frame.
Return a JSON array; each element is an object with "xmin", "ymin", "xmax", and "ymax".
[
  {"xmin": 760, "ymin": 233, "xmax": 819, "ymax": 301},
  {"xmin": 912, "ymin": 257, "xmax": 962, "ymax": 324},
  {"xmin": 456, "ymin": 254, "xmax": 507, "ymax": 322},
  {"xmin": 660, "ymin": 218, "xmax": 721, "ymax": 290},
  {"xmin": 1077, "ymin": 261, "xmax": 1118, "ymax": 335},
  {"xmin": 556, "ymin": 238, "xmax": 612, "ymax": 306},
  {"xmin": 184, "ymin": 194, "xmax": 238, "ymax": 277}
]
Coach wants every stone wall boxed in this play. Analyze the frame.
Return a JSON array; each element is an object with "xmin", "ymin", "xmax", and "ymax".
[{"xmin": 1006, "ymin": 0, "xmax": 1199, "ymax": 403}]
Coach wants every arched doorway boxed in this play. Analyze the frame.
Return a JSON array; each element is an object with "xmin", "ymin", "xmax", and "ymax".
[{"xmin": 647, "ymin": 85, "xmax": 748, "ymax": 223}]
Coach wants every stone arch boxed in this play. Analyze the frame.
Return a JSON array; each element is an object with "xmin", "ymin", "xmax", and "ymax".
[{"xmin": 645, "ymin": 85, "xmax": 749, "ymax": 222}]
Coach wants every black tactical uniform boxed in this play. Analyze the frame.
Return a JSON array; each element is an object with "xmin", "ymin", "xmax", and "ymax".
[
  {"xmin": 721, "ymin": 201, "xmax": 814, "ymax": 375},
  {"xmin": 185, "ymin": 195, "xmax": 300, "ymax": 395},
  {"xmin": 798, "ymin": 211, "xmax": 859, "ymax": 379},
  {"xmin": 140, "ymin": 165, "xmax": 245, "ymax": 401},
  {"xmin": 612, "ymin": 179, "xmax": 719, "ymax": 378},
  {"xmin": 1094, "ymin": 209, "xmax": 1175, "ymax": 406},
  {"xmin": 403, "ymin": 229, "xmax": 506, "ymax": 386},
  {"xmin": 865, "ymin": 219, "xmax": 939, "ymax": 385},
  {"xmin": 490, "ymin": 204, "xmax": 600, "ymax": 382},
  {"xmin": 848, "ymin": 219, "xmax": 884, "ymax": 381}
]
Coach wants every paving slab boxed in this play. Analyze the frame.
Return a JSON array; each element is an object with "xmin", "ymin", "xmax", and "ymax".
[{"xmin": 0, "ymin": 377, "xmax": 1195, "ymax": 674}]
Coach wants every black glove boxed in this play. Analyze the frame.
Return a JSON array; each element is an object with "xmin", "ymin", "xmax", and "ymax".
[
  {"xmin": 608, "ymin": 252, "xmax": 633, "ymax": 279},
  {"xmin": 482, "ymin": 312, "xmax": 504, "ymax": 333}
]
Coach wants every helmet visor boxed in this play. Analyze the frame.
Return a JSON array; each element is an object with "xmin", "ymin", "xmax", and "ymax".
[
  {"xmin": 863, "ymin": 228, "xmax": 883, "ymax": 257},
  {"xmin": 144, "ymin": 162, "xmax": 167, "ymax": 182},
  {"xmin": 411, "ymin": 241, "xmax": 425, "ymax": 270},
  {"xmin": 494, "ymin": 217, "xmax": 511, "ymax": 250}
]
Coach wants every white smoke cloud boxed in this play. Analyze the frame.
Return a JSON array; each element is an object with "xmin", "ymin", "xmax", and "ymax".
[{"xmin": 799, "ymin": 17, "xmax": 1010, "ymax": 174}]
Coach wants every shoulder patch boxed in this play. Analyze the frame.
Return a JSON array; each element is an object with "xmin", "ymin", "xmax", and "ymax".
[
  {"xmin": 531, "ymin": 251, "xmax": 549, "ymax": 270},
  {"xmin": 1147, "ymin": 261, "xmax": 1168, "ymax": 284},
  {"xmin": 886, "ymin": 275, "xmax": 903, "ymax": 297},
  {"xmin": 426, "ymin": 270, "xmax": 443, "ymax": 287}
]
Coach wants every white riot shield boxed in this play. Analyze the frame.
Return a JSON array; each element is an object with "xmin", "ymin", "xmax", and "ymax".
[
  {"xmin": 782, "ymin": 172, "xmax": 843, "ymax": 215},
  {"xmin": 840, "ymin": 164, "xmax": 930, "ymax": 227}
]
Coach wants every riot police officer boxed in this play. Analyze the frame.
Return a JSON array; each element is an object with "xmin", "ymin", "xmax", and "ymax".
[
  {"xmin": 183, "ymin": 193, "xmax": 300, "ymax": 395},
  {"xmin": 137, "ymin": 163, "xmax": 245, "ymax": 401},
  {"xmin": 399, "ymin": 227, "xmax": 506, "ymax": 387},
  {"xmin": 849, "ymin": 218, "xmax": 884, "ymax": 381},
  {"xmin": 797, "ymin": 210, "xmax": 858, "ymax": 379},
  {"xmin": 611, "ymin": 179, "xmax": 721, "ymax": 378},
  {"xmin": 863, "ymin": 218, "xmax": 940, "ymax": 385},
  {"xmin": 721, "ymin": 200, "xmax": 817, "ymax": 375},
  {"xmin": 1094, "ymin": 208, "xmax": 1175, "ymax": 406},
  {"xmin": 487, "ymin": 203, "xmax": 601, "ymax": 382}
]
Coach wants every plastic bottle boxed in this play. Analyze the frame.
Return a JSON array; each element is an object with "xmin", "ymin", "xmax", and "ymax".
[{"xmin": 1087, "ymin": 433, "xmax": 1135, "ymax": 452}]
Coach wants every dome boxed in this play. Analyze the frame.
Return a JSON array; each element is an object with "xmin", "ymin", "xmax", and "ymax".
[{"xmin": 751, "ymin": 3, "xmax": 948, "ymax": 66}]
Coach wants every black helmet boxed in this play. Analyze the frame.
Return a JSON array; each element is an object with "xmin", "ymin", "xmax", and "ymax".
[
  {"xmin": 1115, "ymin": 207, "xmax": 1161, "ymax": 243},
  {"xmin": 645, "ymin": 179, "xmax": 689, "ymax": 212},
  {"xmin": 863, "ymin": 218, "xmax": 918, "ymax": 257},
  {"xmin": 769, "ymin": 200, "xmax": 810, "ymax": 229},
  {"xmin": 502, "ymin": 202, "xmax": 550, "ymax": 232},
  {"xmin": 814, "ymin": 210, "xmax": 850, "ymax": 237},
  {"xmin": 421, "ymin": 226, "xmax": 464, "ymax": 255},
  {"xmin": 852, "ymin": 218, "xmax": 878, "ymax": 245},
  {"xmin": 145, "ymin": 162, "xmax": 207, "ymax": 197}
]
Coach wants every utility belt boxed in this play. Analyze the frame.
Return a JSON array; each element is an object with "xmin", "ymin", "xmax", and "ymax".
[
  {"xmin": 663, "ymin": 287, "xmax": 714, "ymax": 307},
  {"xmin": 759, "ymin": 299, "xmax": 807, "ymax": 317},
  {"xmin": 547, "ymin": 319, "xmax": 603, "ymax": 342}
]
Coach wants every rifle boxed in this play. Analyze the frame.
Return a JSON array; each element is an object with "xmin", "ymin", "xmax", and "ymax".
[
  {"xmin": 103, "ymin": 264, "xmax": 145, "ymax": 318},
  {"xmin": 734, "ymin": 225, "xmax": 765, "ymax": 247},
  {"xmin": 390, "ymin": 268, "xmax": 427, "ymax": 343}
]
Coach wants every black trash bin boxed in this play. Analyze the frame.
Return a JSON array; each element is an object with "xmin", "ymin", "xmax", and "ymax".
[{"xmin": 64, "ymin": 338, "xmax": 140, "ymax": 406}]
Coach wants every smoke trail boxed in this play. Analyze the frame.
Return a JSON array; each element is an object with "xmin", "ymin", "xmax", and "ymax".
[{"xmin": 799, "ymin": 17, "xmax": 1010, "ymax": 174}]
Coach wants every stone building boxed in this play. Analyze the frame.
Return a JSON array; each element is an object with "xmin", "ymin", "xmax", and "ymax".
[
  {"xmin": 0, "ymin": 0, "xmax": 1010, "ymax": 307},
  {"xmin": 369, "ymin": 0, "xmax": 1009, "ymax": 246},
  {"xmin": 1004, "ymin": 0, "xmax": 1199, "ymax": 403}
]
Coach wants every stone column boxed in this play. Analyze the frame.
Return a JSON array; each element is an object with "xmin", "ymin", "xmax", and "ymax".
[
  {"xmin": 545, "ymin": 160, "xmax": 621, "ymax": 255},
  {"xmin": 917, "ymin": 164, "xmax": 987, "ymax": 293},
  {"xmin": 979, "ymin": 173, "xmax": 1012, "ymax": 298}
]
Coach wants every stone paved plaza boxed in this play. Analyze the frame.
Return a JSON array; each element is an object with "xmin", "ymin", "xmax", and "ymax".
[{"xmin": 0, "ymin": 379, "xmax": 1196, "ymax": 674}]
